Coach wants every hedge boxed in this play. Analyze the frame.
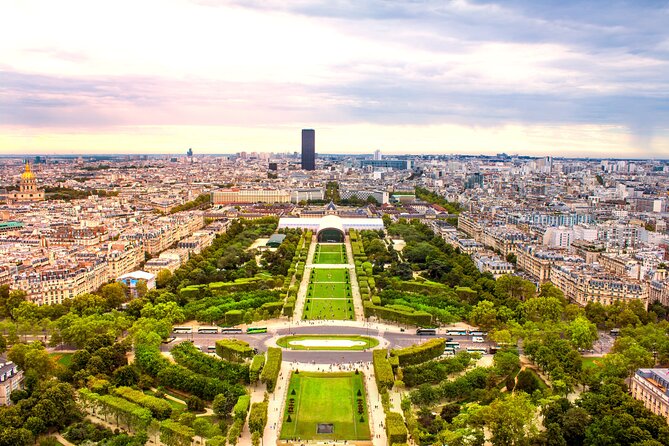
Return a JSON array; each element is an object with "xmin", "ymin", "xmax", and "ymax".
[
  {"xmin": 248, "ymin": 398, "xmax": 269, "ymax": 434},
  {"xmin": 260, "ymin": 347, "xmax": 282, "ymax": 392},
  {"xmin": 113, "ymin": 386, "xmax": 173, "ymax": 420},
  {"xmin": 260, "ymin": 301, "xmax": 284, "ymax": 316},
  {"xmin": 386, "ymin": 412, "xmax": 408, "ymax": 444},
  {"xmin": 170, "ymin": 341, "xmax": 249, "ymax": 384},
  {"xmin": 179, "ymin": 285, "xmax": 207, "ymax": 299},
  {"xmin": 373, "ymin": 350, "xmax": 394, "ymax": 390},
  {"xmin": 363, "ymin": 301, "xmax": 433, "ymax": 326},
  {"xmin": 232, "ymin": 394, "xmax": 251, "ymax": 421},
  {"xmin": 160, "ymin": 419, "xmax": 194, "ymax": 446},
  {"xmin": 225, "ymin": 310, "xmax": 243, "ymax": 326},
  {"xmin": 156, "ymin": 364, "xmax": 245, "ymax": 402},
  {"xmin": 227, "ymin": 418, "xmax": 244, "ymax": 445},
  {"xmin": 283, "ymin": 300, "xmax": 295, "ymax": 317},
  {"xmin": 216, "ymin": 339, "xmax": 254, "ymax": 362},
  {"xmin": 390, "ymin": 338, "xmax": 446, "ymax": 366},
  {"xmin": 249, "ymin": 354, "xmax": 265, "ymax": 383}
]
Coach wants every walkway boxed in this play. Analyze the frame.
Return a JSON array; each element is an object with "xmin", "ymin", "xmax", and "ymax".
[{"xmin": 292, "ymin": 234, "xmax": 318, "ymax": 322}]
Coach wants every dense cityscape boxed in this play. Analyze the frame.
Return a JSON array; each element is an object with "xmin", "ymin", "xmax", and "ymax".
[
  {"xmin": 0, "ymin": 141, "xmax": 668, "ymax": 445},
  {"xmin": 3, "ymin": 1, "xmax": 669, "ymax": 445}
]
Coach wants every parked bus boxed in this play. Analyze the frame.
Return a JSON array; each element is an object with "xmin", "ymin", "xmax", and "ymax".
[
  {"xmin": 220, "ymin": 328, "xmax": 244, "ymax": 334},
  {"xmin": 445, "ymin": 329, "xmax": 468, "ymax": 336},
  {"xmin": 246, "ymin": 327, "xmax": 268, "ymax": 334},
  {"xmin": 197, "ymin": 327, "xmax": 219, "ymax": 334},
  {"xmin": 468, "ymin": 330, "xmax": 488, "ymax": 337},
  {"xmin": 466, "ymin": 347, "xmax": 488, "ymax": 354},
  {"xmin": 207, "ymin": 346, "xmax": 217, "ymax": 352},
  {"xmin": 416, "ymin": 328, "xmax": 437, "ymax": 336},
  {"xmin": 173, "ymin": 327, "xmax": 193, "ymax": 334},
  {"xmin": 610, "ymin": 328, "xmax": 620, "ymax": 337},
  {"xmin": 444, "ymin": 342, "xmax": 460, "ymax": 350}
]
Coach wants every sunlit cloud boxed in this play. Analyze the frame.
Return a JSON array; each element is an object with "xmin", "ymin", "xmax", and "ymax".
[{"xmin": 0, "ymin": 0, "xmax": 668, "ymax": 156}]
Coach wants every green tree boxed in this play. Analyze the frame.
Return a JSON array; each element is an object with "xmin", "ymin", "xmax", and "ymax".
[
  {"xmin": 568, "ymin": 316, "xmax": 598, "ymax": 350},
  {"xmin": 469, "ymin": 300, "xmax": 500, "ymax": 331},
  {"xmin": 482, "ymin": 393, "xmax": 536, "ymax": 446}
]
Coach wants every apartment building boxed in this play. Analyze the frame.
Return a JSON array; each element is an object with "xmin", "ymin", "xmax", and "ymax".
[
  {"xmin": 212, "ymin": 188, "xmax": 290, "ymax": 204},
  {"xmin": 0, "ymin": 362, "xmax": 23, "ymax": 406},
  {"xmin": 632, "ymin": 369, "xmax": 669, "ymax": 420},
  {"xmin": 550, "ymin": 263, "xmax": 648, "ymax": 308}
]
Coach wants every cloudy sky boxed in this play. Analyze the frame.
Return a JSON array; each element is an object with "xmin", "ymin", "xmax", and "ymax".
[{"xmin": 1, "ymin": 0, "xmax": 668, "ymax": 157}]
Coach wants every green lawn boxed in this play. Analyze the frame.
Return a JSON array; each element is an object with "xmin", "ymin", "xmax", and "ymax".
[
  {"xmin": 143, "ymin": 390, "xmax": 187, "ymax": 410},
  {"xmin": 314, "ymin": 244, "xmax": 347, "ymax": 264},
  {"xmin": 311, "ymin": 268, "xmax": 349, "ymax": 283},
  {"xmin": 582, "ymin": 357, "xmax": 604, "ymax": 370},
  {"xmin": 303, "ymin": 299, "xmax": 354, "ymax": 320},
  {"xmin": 276, "ymin": 335, "xmax": 379, "ymax": 350},
  {"xmin": 307, "ymin": 282, "xmax": 351, "ymax": 299},
  {"xmin": 49, "ymin": 353, "xmax": 73, "ymax": 367},
  {"xmin": 280, "ymin": 372, "xmax": 370, "ymax": 441}
]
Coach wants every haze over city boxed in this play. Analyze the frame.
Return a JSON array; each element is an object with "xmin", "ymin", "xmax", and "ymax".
[{"xmin": 1, "ymin": 0, "xmax": 668, "ymax": 157}]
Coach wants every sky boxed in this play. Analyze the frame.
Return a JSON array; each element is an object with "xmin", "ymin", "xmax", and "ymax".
[{"xmin": 1, "ymin": 0, "xmax": 668, "ymax": 157}]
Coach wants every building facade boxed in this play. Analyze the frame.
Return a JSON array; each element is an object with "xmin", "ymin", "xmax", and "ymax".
[
  {"xmin": 6, "ymin": 162, "xmax": 45, "ymax": 203},
  {"xmin": 301, "ymin": 129, "xmax": 315, "ymax": 170},
  {"xmin": 632, "ymin": 368, "xmax": 669, "ymax": 420}
]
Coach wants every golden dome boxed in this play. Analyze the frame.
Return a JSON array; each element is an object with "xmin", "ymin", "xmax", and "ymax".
[{"xmin": 21, "ymin": 161, "xmax": 35, "ymax": 180}]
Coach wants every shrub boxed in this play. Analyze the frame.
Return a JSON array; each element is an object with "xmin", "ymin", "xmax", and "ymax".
[
  {"xmin": 373, "ymin": 350, "xmax": 394, "ymax": 390},
  {"xmin": 249, "ymin": 354, "xmax": 265, "ymax": 383},
  {"xmin": 386, "ymin": 412, "xmax": 408, "ymax": 444},
  {"xmin": 113, "ymin": 386, "xmax": 173, "ymax": 420},
  {"xmin": 225, "ymin": 310, "xmax": 243, "ymax": 325},
  {"xmin": 390, "ymin": 338, "xmax": 446, "ymax": 366},
  {"xmin": 187, "ymin": 395, "xmax": 205, "ymax": 412},
  {"xmin": 260, "ymin": 348, "xmax": 282, "ymax": 392},
  {"xmin": 232, "ymin": 394, "xmax": 251, "ymax": 421},
  {"xmin": 248, "ymin": 398, "xmax": 269, "ymax": 434},
  {"xmin": 216, "ymin": 339, "xmax": 254, "ymax": 362}
]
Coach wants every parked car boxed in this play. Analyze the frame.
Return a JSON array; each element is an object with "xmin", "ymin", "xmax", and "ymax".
[{"xmin": 472, "ymin": 336, "xmax": 484, "ymax": 343}]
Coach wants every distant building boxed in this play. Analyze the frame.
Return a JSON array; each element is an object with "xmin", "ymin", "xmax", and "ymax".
[
  {"xmin": 373, "ymin": 149, "xmax": 382, "ymax": 160},
  {"xmin": 266, "ymin": 233, "xmax": 286, "ymax": 248},
  {"xmin": 268, "ymin": 162, "xmax": 278, "ymax": 171},
  {"xmin": 117, "ymin": 271, "xmax": 156, "ymax": 297},
  {"xmin": 212, "ymin": 188, "xmax": 291, "ymax": 204},
  {"xmin": 301, "ymin": 129, "xmax": 316, "ymax": 170},
  {"xmin": 6, "ymin": 162, "xmax": 44, "ymax": 203},
  {"xmin": 632, "ymin": 368, "xmax": 669, "ymax": 420},
  {"xmin": 0, "ymin": 362, "xmax": 23, "ymax": 406},
  {"xmin": 360, "ymin": 159, "xmax": 411, "ymax": 170}
]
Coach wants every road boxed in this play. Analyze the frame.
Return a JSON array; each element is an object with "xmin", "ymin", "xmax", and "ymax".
[{"xmin": 164, "ymin": 324, "xmax": 498, "ymax": 364}]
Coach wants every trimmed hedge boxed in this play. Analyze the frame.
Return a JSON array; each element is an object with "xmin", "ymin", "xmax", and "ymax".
[
  {"xmin": 390, "ymin": 338, "xmax": 446, "ymax": 366},
  {"xmin": 260, "ymin": 347, "xmax": 282, "ymax": 392},
  {"xmin": 260, "ymin": 301, "xmax": 284, "ymax": 316},
  {"xmin": 386, "ymin": 412, "xmax": 408, "ymax": 444},
  {"xmin": 225, "ymin": 310, "xmax": 243, "ymax": 325},
  {"xmin": 249, "ymin": 354, "xmax": 265, "ymax": 383},
  {"xmin": 156, "ymin": 363, "xmax": 245, "ymax": 402},
  {"xmin": 227, "ymin": 418, "xmax": 244, "ymax": 445},
  {"xmin": 363, "ymin": 301, "xmax": 433, "ymax": 326},
  {"xmin": 160, "ymin": 419, "xmax": 194, "ymax": 446},
  {"xmin": 373, "ymin": 350, "xmax": 394, "ymax": 390},
  {"xmin": 216, "ymin": 339, "xmax": 254, "ymax": 362},
  {"xmin": 171, "ymin": 341, "xmax": 249, "ymax": 384},
  {"xmin": 113, "ymin": 386, "xmax": 173, "ymax": 420},
  {"xmin": 248, "ymin": 398, "xmax": 269, "ymax": 434},
  {"xmin": 232, "ymin": 394, "xmax": 251, "ymax": 421}
]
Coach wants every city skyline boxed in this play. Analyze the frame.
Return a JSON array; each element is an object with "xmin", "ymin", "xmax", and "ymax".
[{"xmin": 1, "ymin": 1, "xmax": 668, "ymax": 157}]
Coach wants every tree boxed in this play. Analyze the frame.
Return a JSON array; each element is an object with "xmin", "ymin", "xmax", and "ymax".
[
  {"xmin": 522, "ymin": 296, "xmax": 563, "ymax": 323},
  {"xmin": 99, "ymin": 283, "xmax": 127, "ymax": 308},
  {"xmin": 8, "ymin": 341, "xmax": 55, "ymax": 377},
  {"xmin": 187, "ymin": 396, "xmax": 205, "ymax": 412},
  {"xmin": 4, "ymin": 290, "xmax": 27, "ymax": 320},
  {"xmin": 495, "ymin": 275, "xmax": 536, "ymax": 304},
  {"xmin": 494, "ymin": 350, "xmax": 520, "ymax": 376},
  {"xmin": 156, "ymin": 269, "xmax": 173, "ymax": 288},
  {"xmin": 482, "ymin": 393, "xmax": 536, "ymax": 446},
  {"xmin": 469, "ymin": 300, "xmax": 499, "ymax": 331},
  {"xmin": 568, "ymin": 316, "xmax": 598, "ymax": 350}
]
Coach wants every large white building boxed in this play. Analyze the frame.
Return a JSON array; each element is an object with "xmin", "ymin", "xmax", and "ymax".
[{"xmin": 278, "ymin": 215, "xmax": 384, "ymax": 242}]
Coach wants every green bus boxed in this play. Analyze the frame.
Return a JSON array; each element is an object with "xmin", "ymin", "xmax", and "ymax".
[{"xmin": 246, "ymin": 327, "xmax": 268, "ymax": 334}]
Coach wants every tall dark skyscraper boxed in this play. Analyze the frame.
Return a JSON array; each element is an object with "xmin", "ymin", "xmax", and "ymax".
[{"xmin": 301, "ymin": 129, "xmax": 315, "ymax": 170}]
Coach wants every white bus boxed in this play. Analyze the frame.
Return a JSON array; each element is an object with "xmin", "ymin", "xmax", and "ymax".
[{"xmin": 173, "ymin": 327, "xmax": 193, "ymax": 334}]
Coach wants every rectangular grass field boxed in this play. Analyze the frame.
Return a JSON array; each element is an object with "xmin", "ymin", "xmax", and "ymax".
[
  {"xmin": 303, "ymin": 299, "xmax": 354, "ymax": 320},
  {"xmin": 280, "ymin": 372, "xmax": 371, "ymax": 441},
  {"xmin": 307, "ymin": 282, "xmax": 351, "ymax": 299},
  {"xmin": 314, "ymin": 244, "xmax": 347, "ymax": 264},
  {"xmin": 311, "ymin": 268, "xmax": 349, "ymax": 283}
]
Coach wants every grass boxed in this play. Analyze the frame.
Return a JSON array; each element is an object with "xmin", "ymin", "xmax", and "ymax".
[
  {"xmin": 303, "ymin": 299, "xmax": 354, "ymax": 320},
  {"xmin": 276, "ymin": 335, "xmax": 379, "ymax": 351},
  {"xmin": 582, "ymin": 357, "xmax": 604, "ymax": 370},
  {"xmin": 311, "ymin": 268, "xmax": 349, "ymax": 283},
  {"xmin": 49, "ymin": 353, "xmax": 73, "ymax": 367},
  {"xmin": 308, "ymin": 282, "xmax": 351, "ymax": 299},
  {"xmin": 280, "ymin": 372, "xmax": 370, "ymax": 441},
  {"xmin": 314, "ymin": 244, "xmax": 347, "ymax": 264}
]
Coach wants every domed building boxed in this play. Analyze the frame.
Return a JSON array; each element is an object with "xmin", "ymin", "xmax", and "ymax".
[{"xmin": 7, "ymin": 162, "xmax": 45, "ymax": 203}]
